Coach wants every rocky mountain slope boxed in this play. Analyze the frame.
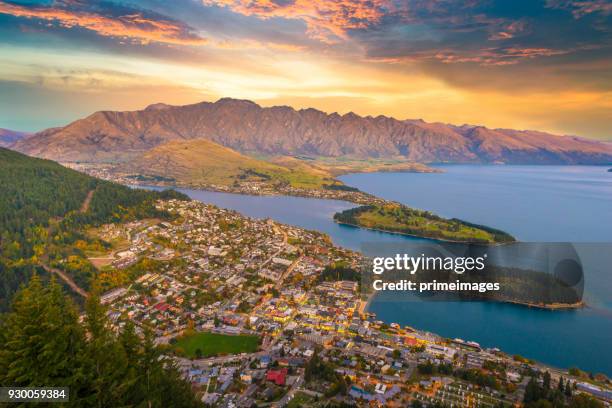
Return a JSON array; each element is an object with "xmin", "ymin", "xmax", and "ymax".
[{"xmin": 13, "ymin": 98, "xmax": 612, "ymax": 164}]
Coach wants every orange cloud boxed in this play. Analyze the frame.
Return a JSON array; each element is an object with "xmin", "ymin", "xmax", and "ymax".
[
  {"xmin": 203, "ymin": 0, "xmax": 392, "ymax": 42},
  {"xmin": 0, "ymin": 1, "xmax": 207, "ymax": 45}
]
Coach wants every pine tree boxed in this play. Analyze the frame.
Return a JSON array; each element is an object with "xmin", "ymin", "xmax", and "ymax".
[
  {"xmin": 138, "ymin": 327, "xmax": 164, "ymax": 407},
  {"xmin": 0, "ymin": 276, "xmax": 85, "ymax": 386},
  {"xmin": 118, "ymin": 321, "xmax": 142, "ymax": 404},
  {"xmin": 565, "ymin": 380, "xmax": 573, "ymax": 397},
  {"xmin": 82, "ymin": 287, "xmax": 131, "ymax": 407},
  {"xmin": 543, "ymin": 371, "xmax": 552, "ymax": 390},
  {"xmin": 1, "ymin": 277, "xmax": 201, "ymax": 407}
]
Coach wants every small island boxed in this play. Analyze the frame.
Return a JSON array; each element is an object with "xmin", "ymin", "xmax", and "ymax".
[{"xmin": 334, "ymin": 203, "xmax": 515, "ymax": 243}]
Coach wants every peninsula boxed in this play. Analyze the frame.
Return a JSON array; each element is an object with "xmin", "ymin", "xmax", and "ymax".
[{"xmin": 334, "ymin": 203, "xmax": 515, "ymax": 244}]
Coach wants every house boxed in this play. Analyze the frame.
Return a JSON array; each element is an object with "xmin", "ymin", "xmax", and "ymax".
[
  {"xmin": 266, "ymin": 368, "xmax": 288, "ymax": 386},
  {"xmin": 259, "ymin": 356, "xmax": 271, "ymax": 368},
  {"xmin": 375, "ymin": 383, "xmax": 387, "ymax": 394}
]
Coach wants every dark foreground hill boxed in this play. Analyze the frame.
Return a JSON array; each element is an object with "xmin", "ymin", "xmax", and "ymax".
[{"xmin": 13, "ymin": 98, "xmax": 612, "ymax": 164}]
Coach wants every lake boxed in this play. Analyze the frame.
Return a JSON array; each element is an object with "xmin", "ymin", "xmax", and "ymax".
[{"xmin": 144, "ymin": 165, "xmax": 612, "ymax": 375}]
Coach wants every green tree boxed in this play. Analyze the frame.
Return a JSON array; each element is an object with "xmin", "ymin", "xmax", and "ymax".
[
  {"xmin": 0, "ymin": 271, "xmax": 201, "ymax": 407},
  {"xmin": 543, "ymin": 371, "xmax": 552, "ymax": 390},
  {"xmin": 1, "ymin": 276, "xmax": 69, "ymax": 384},
  {"xmin": 569, "ymin": 394, "xmax": 604, "ymax": 408},
  {"xmin": 0, "ymin": 276, "xmax": 89, "ymax": 405},
  {"xmin": 82, "ymin": 287, "xmax": 132, "ymax": 407},
  {"xmin": 565, "ymin": 380, "xmax": 573, "ymax": 397}
]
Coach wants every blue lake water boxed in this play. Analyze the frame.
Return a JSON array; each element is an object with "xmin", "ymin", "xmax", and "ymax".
[{"xmin": 144, "ymin": 165, "xmax": 612, "ymax": 375}]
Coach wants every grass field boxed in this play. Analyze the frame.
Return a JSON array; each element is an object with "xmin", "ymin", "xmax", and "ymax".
[{"xmin": 174, "ymin": 331, "xmax": 260, "ymax": 358}]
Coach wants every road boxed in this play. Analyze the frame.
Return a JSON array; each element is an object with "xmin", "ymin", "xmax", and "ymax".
[
  {"xmin": 260, "ymin": 222, "xmax": 289, "ymax": 269},
  {"xmin": 38, "ymin": 188, "xmax": 96, "ymax": 298},
  {"xmin": 40, "ymin": 263, "xmax": 88, "ymax": 298},
  {"xmin": 80, "ymin": 189, "xmax": 95, "ymax": 213},
  {"xmin": 275, "ymin": 254, "xmax": 303, "ymax": 290}
]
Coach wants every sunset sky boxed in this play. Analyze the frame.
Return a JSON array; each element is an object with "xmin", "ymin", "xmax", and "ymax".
[{"xmin": 0, "ymin": 0, "xmax": 610, "ymax": 139}]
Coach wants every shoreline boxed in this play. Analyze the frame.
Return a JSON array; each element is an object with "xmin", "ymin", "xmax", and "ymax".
[
  {"xmin": 502, "ymin": 299, "xmax": 585, "ymax": 310},
  {"xmin": 139, "ymin": 184, "xmax": 583, "ymax": 312},
  {"xmin": 141, "ymin": 182, "xmax": 510, "ymax": 245},
  {"xmin": 361, "ymin": 290, "xmax": 585, "ymax": 313}
]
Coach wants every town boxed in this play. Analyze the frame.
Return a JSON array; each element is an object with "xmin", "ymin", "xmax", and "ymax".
[
  {"xmin": 63, "ymin": 162, "xmax": 390, "ymax": 206},
  {"xmin": 88, "ymin": 198, "xmax": 611, "ymax": 407}
]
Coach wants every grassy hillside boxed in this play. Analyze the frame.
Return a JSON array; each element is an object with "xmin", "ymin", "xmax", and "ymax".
[
  {"xmin": 334, "ymin": 203, "xmax": 515, "ymax": 243},
  {"xmin": 120, "ymin": 139, "xmax": 340, "ymax": 190},
  {"xmin": 0, "ymin": 147, "xmax": 186, "ymax": 310}
]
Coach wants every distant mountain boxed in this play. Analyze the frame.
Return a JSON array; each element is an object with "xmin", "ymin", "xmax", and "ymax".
[
  {"xmin": 13, "ymin": 98, "xmax": 612, "ymax": 164},
  {"xmin": 0, "ymin": 128, "xmax": 30, "ymax": 147}
]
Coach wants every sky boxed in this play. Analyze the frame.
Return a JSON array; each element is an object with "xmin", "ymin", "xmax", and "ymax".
[{"xmin": 0, "ymin": 0, "xmax": 610, "ymax": 139}]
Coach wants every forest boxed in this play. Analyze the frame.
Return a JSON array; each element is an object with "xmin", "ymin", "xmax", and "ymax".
[{"xmin": 0, "ymin": 275, "xmax": 202, "ymax": 406}]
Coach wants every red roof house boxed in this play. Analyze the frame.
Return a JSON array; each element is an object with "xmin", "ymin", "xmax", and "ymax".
[{"xmin": 266, "ymin": 368, "xmax": 288, "ymax": 386}]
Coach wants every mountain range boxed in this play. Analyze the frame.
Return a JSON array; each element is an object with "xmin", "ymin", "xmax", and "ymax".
[{"xmin": 11, "ymin": 98, "xmax": 612, "ymax": 164}]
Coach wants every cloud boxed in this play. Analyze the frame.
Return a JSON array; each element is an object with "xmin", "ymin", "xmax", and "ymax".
[
  {"xmin": 365, "ymin": 46, "xmax": 575, "ymax": 67},
  {"xmin": 433, "ymin": 47, "xmax": 572, "ymax": 66},
  {"xmin": 0, "ymin": 1, "xmax": 207, "ymax": 45},
  {"xmin": 546, "ymin": 0, "xmax": 612, "ymax": 18},
  {"xmin": 201, "ymin": 0, "xmax": 395, "ymax": 42},
  {"xmin": 488, "ymin": 20, "xmax": 528, "ymax": 40}
]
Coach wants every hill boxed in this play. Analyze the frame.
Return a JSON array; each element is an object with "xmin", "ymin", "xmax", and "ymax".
[
  {"xmin": 118, "ymin": 138, "xmax": 338, "ymax": 189},
  {"xmin": 0, "ymin": 147, "xmax": 185, "ymax": 310},
  {"xmin": 0, "ymin": 128, "xmax": 29, "ymax": 147},
  {"xmin": 13, "ymin": 98, "xmax": 612, "ymax": 165}
]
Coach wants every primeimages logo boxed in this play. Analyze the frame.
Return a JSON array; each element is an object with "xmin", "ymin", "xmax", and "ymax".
[{"xmin": 372, "ymin": 253, "xmax": 487, "ymax": 275}]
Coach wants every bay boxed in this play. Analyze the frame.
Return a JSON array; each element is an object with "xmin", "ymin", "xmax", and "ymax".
[{"xmin": 143, "ymin": 165, "xmax": 612, "ymax": 374}]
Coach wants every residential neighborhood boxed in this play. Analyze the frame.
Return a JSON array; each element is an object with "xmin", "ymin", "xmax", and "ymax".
[{"xmin": 89, "ymin": 199, "xmax": 611, "ymax": 407}]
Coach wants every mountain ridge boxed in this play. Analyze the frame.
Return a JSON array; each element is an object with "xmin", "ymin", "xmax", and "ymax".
[{"xmin": 12, "ymin": 98, "xmax": 612, "ymax": 164}]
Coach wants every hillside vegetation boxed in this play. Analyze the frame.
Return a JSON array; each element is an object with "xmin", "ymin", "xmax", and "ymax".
[
  {"xmin": 0, "ymin": 147, "xmax": 186, "ymax": 310},
  {"xmin": 119, "ymin": 139, "xmax": 341, "ymax": 189}
]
